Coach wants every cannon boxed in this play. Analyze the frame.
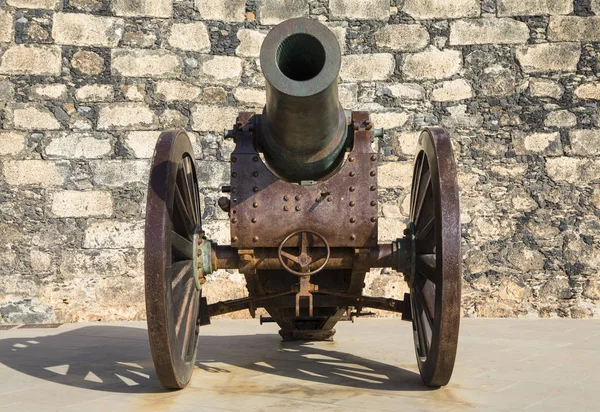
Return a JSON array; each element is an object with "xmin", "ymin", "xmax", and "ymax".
[{"xmin": 144, "ymin": 18, "xmax": 461, "ymax": 389}]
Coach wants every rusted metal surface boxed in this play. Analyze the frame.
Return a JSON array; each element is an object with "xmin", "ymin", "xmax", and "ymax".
[
  {"xmin": 229, "ymin": 111, "xmax": 377, "ymax": 249},
  {"xmin": 259, "ymin": 17, "xmax": 347, "ymax": 181},
  {"xmin": 213, "ymin": 244, "xmax": 396, "ymax": 272},
  {"xmin": 408, "ymin": 127, "xmax": 461, "ymax": 387}
]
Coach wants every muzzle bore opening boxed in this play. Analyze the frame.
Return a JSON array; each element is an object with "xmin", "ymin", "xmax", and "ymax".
[{"xmin": 276, "ymin": 33, "xmax": 326, "ymax": 81}]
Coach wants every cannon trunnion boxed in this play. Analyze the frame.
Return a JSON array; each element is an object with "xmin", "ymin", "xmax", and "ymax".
[{"xmin": 144, "ymin": 18, "xmax": 461, "ymax": 390}]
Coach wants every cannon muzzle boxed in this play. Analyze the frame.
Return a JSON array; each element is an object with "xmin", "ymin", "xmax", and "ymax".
[{"xmin": 259, "ymin": 18, "xmax": 347, "ymax": 182}]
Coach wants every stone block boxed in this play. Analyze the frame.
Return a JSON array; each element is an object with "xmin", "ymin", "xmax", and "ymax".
[
  {"xmin": 340, "ymin": 54, "xmax": 395, "ymax": 82},
  {"xmin": 529, "ymin": 78, "xmax": 563, "ymax": 99},
  {"xmin": 49, "ymin": 191, "xmax": 113, "ymax": 218},
  {"xmin": 6, "ymin": 0, "xmax": 59, "ymax": 9},
  {"xmin": 167, "ymin": 22, "xmax": 210, "ymax": 53},
  {"xmin": 516, "ymin": 43, "xmax": 580, "ymax": 73},
  {"xmin": 0, "ymin": 10, "xmax": 14, "ymax": 43},
  {"xmin": 2, "ymin": 160, "xmax": 68, "ymax": 186},
  {"xmin": 544, "ymin": 110, "xmax": 577, "ymax": 128},
  {"xmin": 546, "ymin": 157, "xmax": 600, "ymax": 185},
  {"xmin": 330, "ymin": 0, "xmax": 389, "ymax": 20},
  {"xmin": 111, "ymin": 49, "xmax": 182, "ymax": 78},
  {"xmin": 378, "ymin": 162, "xmax": 413, "ymax": 189},
  {"xmin": 0, "ymin": 79, "xmax": 14, "ymax": 102},
  {"xmin": 324, "ymin": 23, "xmax": 347, "ymax": 54},
  {"xmin": 371, "ymin": 112, "xmax": 411, "ymax": 130},
  {"xmin": 431, "ymin": 79, "xmax": 473, "ymax": 102},
  {"xmin": 197, "ymin": 0, "xmax": 246, "ymax": 22},
  {"xmin": 83, "ymin": 220, "xmax": 145, "ymax": 249},
  {"xmin": 0, "ymin": 45, "xmax": 61, "ymax": 76},
  {"xmin": 71, "ymin": 50, "xmax": 104, "ymax": 76},
  {"xmin": 112, "ymin": 0, "xmax": 171, "ymax": 18},
  {"xmin": 497, "ymin": 0, "xmax": 573, "ymax": 16},
  {"xmin": 196, "ymin": 161, "xmax": 230, "ymax": 189},
  {"xmin": 574, "ymin": 83, "xmax": 600, "ymax": 100},
  {"xmin": 259, "ymin": 0, "xmax": 308, "ymax": 25},
  {"xmin": 402, "ymin": 47, "xmax": 462, "ymax": 80},
  {"xmin": 378, "ymin": 217, "xmax": 407, "ymax": 243},
  {"xmin": 74, "ymin": 84, "xmax": 113, "ymax": 102},
  {"xmin": 8, "ymin": 103, "xmax": 60, "ymax": 130},
  {"xmin": 548, "ymin": 16, "xmax": 600, "ymax": 42},
  {"xmin": 403, "ymin": 0, "xmax": 480, "ymax": 19},
  {"xmin": 190, "ymin": 105, "xmax": 238, "ymax": 132},
  {"xmin": 374, "ymin": 25, "xmax": 429, "ymax": 52},
  {"xmin": 200, "ymin": 55, "xmax": 243, "ymax": 86},
  {"xmin": 236, "ymin": 29, "xmax": 266, "ymax": 58},
  {"xmin": 155, "ymin": 80, "xmax": 202, "ymax": 101},
  {"xmin": 233, "ymin": 87, "xmax": 266, "ymax": 106},
  {"xmin": 30, "ymin": 84, "xmax": 68, "ymax": 101},
  {"xmin": 392, "ymin": 132, "xmax": 420, "ymax": 156},
  {"xmin": 60, "ymin": 249, "xmax": 142, "ymax": 279},
  {"xmin": 45, "ymin": 132, "xmax": 112, "ymax": 159},
  {"xmin": 97, "ymin": 103, "xmax": 159, "ymax": 130},
  {"xmin": 125, "ymin": 131, "xmax": 160, "ymax": 158},
  {"xmin": 512, "ymin": 131, "xmax": 562, "ymax": 156},
  {"xmin": 449, "ymin": 18, "xmax": 529, "ymax": 45},
  {"xmin": 0, "ymin": 132, "xmax": 26, "ymax": 156},
  {"xmin": 378, "ymin": 83, "xmax": 426, "ymax": 100},
  {"xmin": 90, "ymin": 160, "xmax": 150, "ymax": 187},
  {"xmin": 570, "ymin": 129, "xmax": 600, "ymax": 156},
  {"xmin": 479, "ymin": 65, "xmax": 516, "ymax": 97},
  {"xmin": 52, "ymin": 13, "xmax": 124, "ymax": 47}
]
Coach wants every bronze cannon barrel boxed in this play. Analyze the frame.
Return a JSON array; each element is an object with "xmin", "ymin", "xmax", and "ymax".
[{"xmin": 259, "ymin": 18, "xmax": 347, "ymax": 182}]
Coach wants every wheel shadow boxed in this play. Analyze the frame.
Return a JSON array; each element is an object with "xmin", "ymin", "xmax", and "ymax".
[{"xmin": 0, "ymin": 325, "xmax": 427, "ymax": 394}]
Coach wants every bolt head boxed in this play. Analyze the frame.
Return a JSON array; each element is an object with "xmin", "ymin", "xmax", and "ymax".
[
  {"xmin": 370, "ymin": 185, "xmax": 376, "ymax": 191},
  {"xmin": 370, "ymin": 200, "xmax": 377, "ymax": 206},
  {"xmin": 252, "ymin": 156, "xmax": 259, "ymax": 162},
  {"xmin": 349, "ymin": 171, "xmax": 355, "ymax": 177},
  {"xmin": 231, "ymin": 156, "xmax": 237, "ymax": 163},
  {"xmin": 252, "ymin": 236, "xmax": 259, "ymax": 242},
  {"xmin": 253, "ymin": 202, "xmax": 258, "ymax": 208},
  {"xmin": 350, "ymin": 234, "xmax": 356, "ymax": 240},
  {"xmin": 252, "ymin": 171, "xmax": 259, "ymax": 177},
  {"xmin": 295, "ymin": 195, "xmax": 301, "ymax": 201},
  {"xmin": 231, "ymin": 217, "xmax": 237, "ymax": 224},
  {"xmin": 349, "ymin": 201, "xmax": 355, "ymax": 207},
  {"xmin": 371, "ymin": 155, "xmax": 377, "ymax": 161},
  {"xmin": 232, "ymin": 236, "xmax": 238, "ymax": 242},
  {"xmin": 327, "ymin": 196, "xmax": 333, "ymax": 202},
  {"xmin": 370, "ymin": 170, "xmax": 376, "ymax": 177},
  {"xmin": 350, "ymin": 217, "xmax": 356, "ymax": 223},
  {"xmin": 295, "ymin": 206, "xmax": 301, "ymax": 211},
  {"xmin": 253, "ymin": 187, "xmax": 258, "ymax": 192},
  {"xmin": 349, "ymin": 156, "xmax": 355, "ymax": 162},
  {"xmin": 284, "ymin": 205, "xmax": 289, "ymax": 211},
  {"xmin": 371, "ymin": 217, "xmax": 377, "ymax": 222},
  {"xmin": 349, "ymin": 186, "xmax": 355, "ymax": 192}
]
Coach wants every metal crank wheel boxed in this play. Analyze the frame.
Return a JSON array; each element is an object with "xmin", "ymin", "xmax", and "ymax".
[
  {"xmin": 145, "ymin": 130, "xmax": 203, "ymax": 389},
  {"xmin": 408, "ymin": 127, "xmax": 461, "ymax": 387}
]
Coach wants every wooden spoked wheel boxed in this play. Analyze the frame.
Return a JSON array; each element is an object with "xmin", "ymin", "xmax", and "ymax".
[
  {"xmin": 145, "ymin": 130, "xmax": 203, "ymax": 389},
  {"xmin": 408, "ymin": 127, "xmax": 461, "ymax": 387}
]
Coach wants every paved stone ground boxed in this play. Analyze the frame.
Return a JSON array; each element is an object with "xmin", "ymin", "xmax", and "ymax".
[{"xmin": 0, "ymin": 318, "xmax": 598, "ymax": 411}]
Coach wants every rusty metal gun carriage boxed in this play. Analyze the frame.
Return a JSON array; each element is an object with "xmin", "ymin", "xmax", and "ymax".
[{"xmin": 144, "ymin": 18, "xmax": 461, "ymax": 389}]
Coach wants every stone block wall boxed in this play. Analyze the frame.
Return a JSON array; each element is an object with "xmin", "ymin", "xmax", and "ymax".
[{"xmin": 0, "ymin": 0, "xmax": 599, "ymax": 323}]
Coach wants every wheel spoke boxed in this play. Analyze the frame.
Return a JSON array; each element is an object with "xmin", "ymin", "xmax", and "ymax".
[
  {"xmin": 413, "ymin": 170, "xmax": 431, "ymax": 228},
  {"xmin": 181, "ymin": 292, "xmax": 199, "ymax": 359},
  {"xmin": 174, "ymin": 184, "xmax": 195, "ymax": 237},
  {"xmin": 178, "ymin": 165, "xmax": 196, "ymax": 227},
  {"xmin": 410, "ymin": 154, "xmax": 425, "ymax": 221},
  {"xmin": 412, "ymin": 292, "xmax": 430, "ymax": 358},
  {"xmin": 416, "ymin": 254, "xmax": 439, "ymax": 285},
  {"xmin": 171, "ymin": 261, "xmax": 193, "ymax": 292},
  {"xmin": 171, "ymin": 231, "xmax": 194, "ymax": 260},
  {"xmin": 182, "ymin": 156, "xmax": 198, "ymax": 225},
  {"xmin": 175, "ymin": 277, "xmax": 195, "ymax": 337},
  {"xmin": 300, "ymin": 232, "xmax": 308, "ymax": 255},
  {"xmin": 413, "ymin": 282, "xmax": 435, "ymax": 329},
  {"xmin": 415, "ymin": 216, "xmax": 435, "ymax": 240},
  {"xmin": 281, "ymin": 250, "xmax": 300, "ymax": 263}
]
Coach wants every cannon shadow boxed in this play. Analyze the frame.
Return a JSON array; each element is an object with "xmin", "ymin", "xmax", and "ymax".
[{"xmin": 0, "ymin": 325, "xmax": 427, "ymax": 394}]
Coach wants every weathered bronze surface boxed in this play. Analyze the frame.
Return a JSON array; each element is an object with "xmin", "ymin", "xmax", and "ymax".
[{"xmin": 144, "ymin": 17, "xmax": 461, "ymax": 390}]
